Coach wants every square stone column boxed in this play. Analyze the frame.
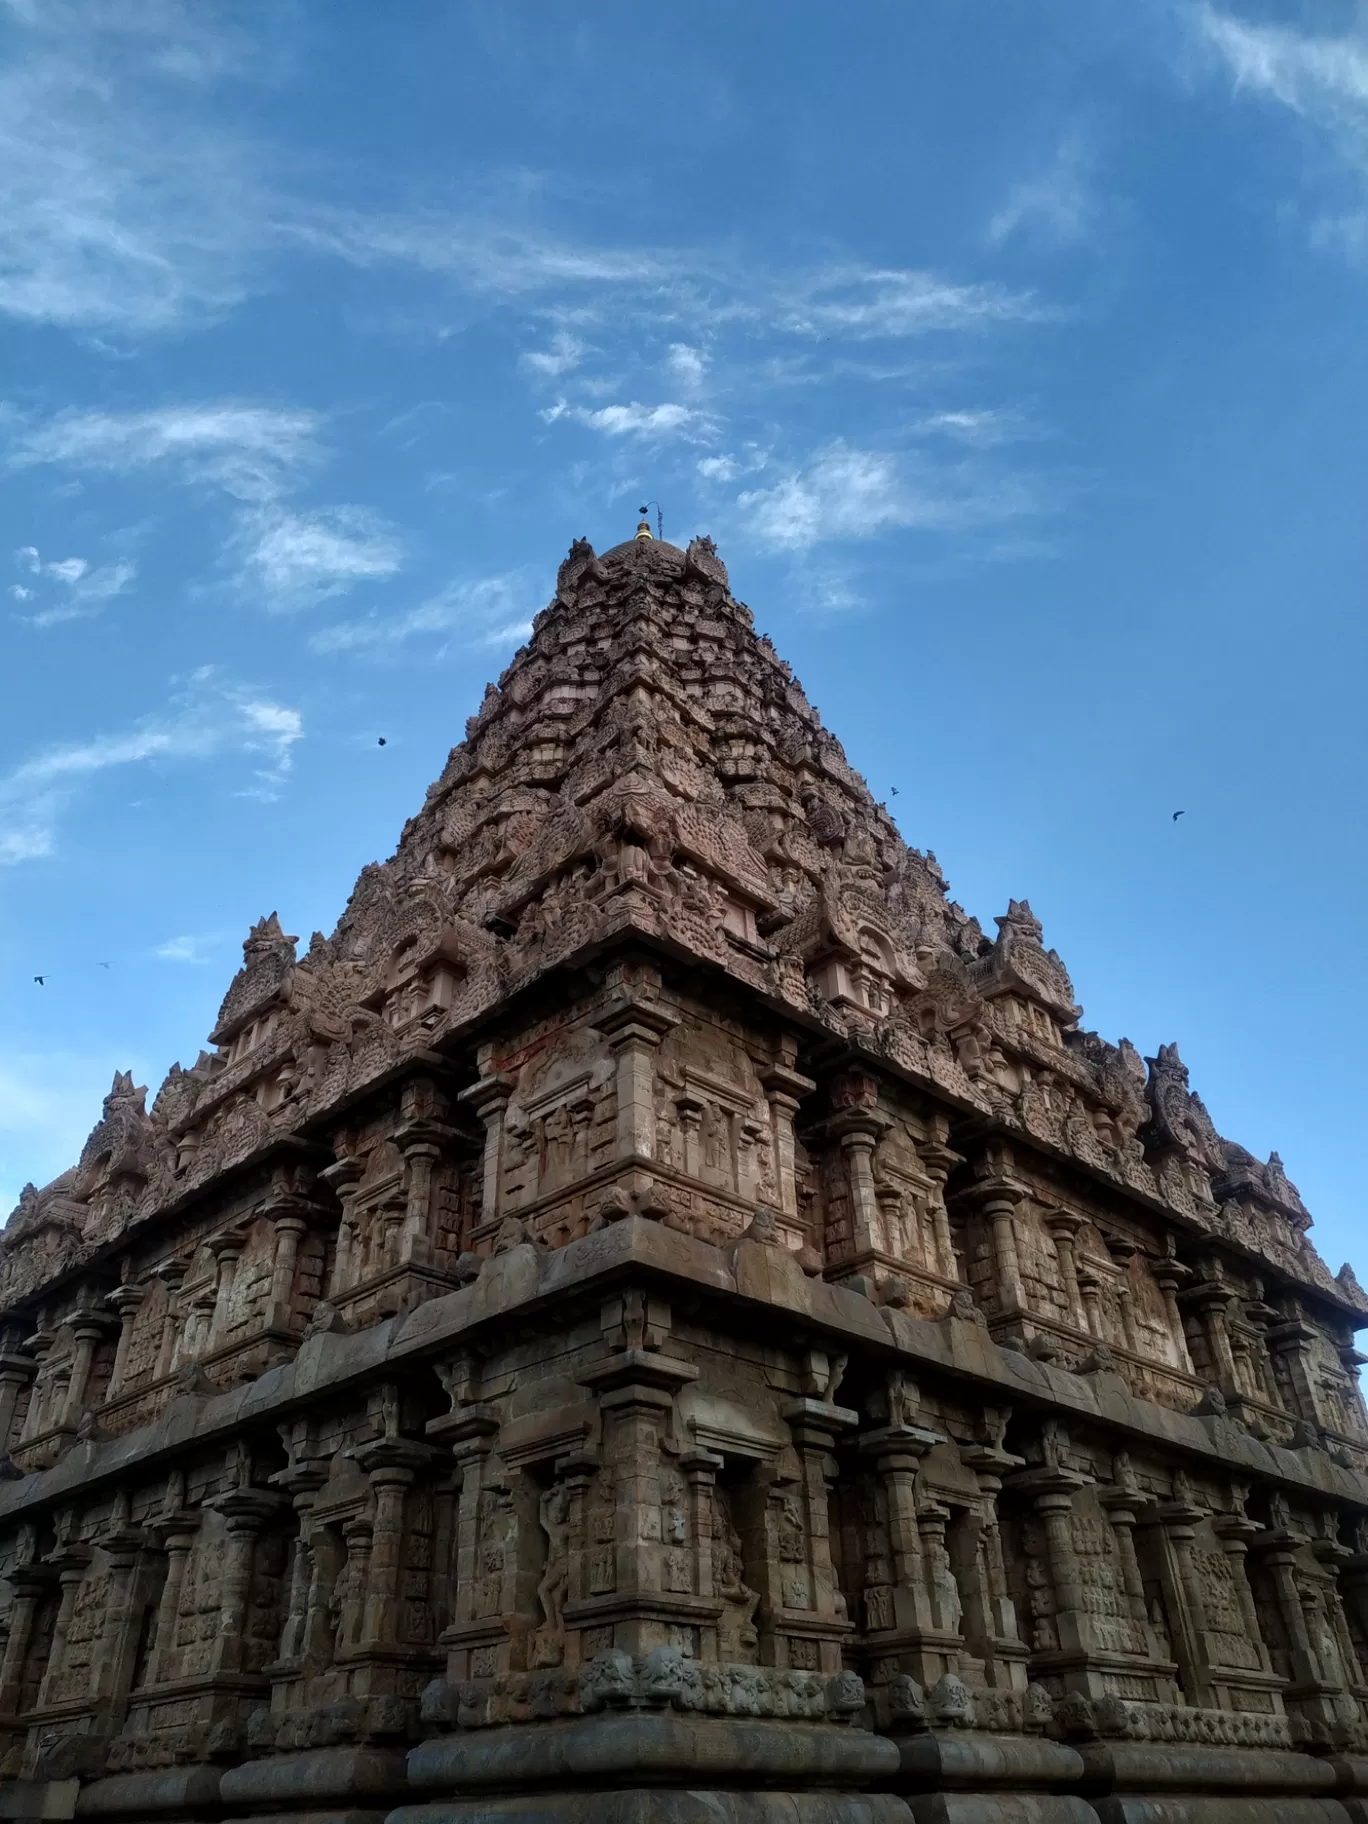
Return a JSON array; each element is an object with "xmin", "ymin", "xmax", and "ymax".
[{"xmin": 591, "ymin": 996, "xmax": 681, "ymax": 1166}]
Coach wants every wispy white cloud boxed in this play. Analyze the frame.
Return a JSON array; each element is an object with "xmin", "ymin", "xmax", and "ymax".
[
  {"xmin": 775, "ymin": 266, "xmax": 1046, "ymax": 339},
  {"xmin": 154, "ymin": 934, "xmax": 213, "ymax": 963},
  {"xmin": 666, "ymin": 342, "xmax": 708, "ymax": 389},
  {"xmin": 1198, "ymin": 6, "xmax": 1368, "ymax": 123},
  {"xmin": 988, "ymin": 135, "xmax": 1095, "ymax": 248},
  {"xmin": 8, "ymin": 403, "xmax": 322, "ymax": 501},
  {"xmin": 911, "ymin": 408, "xmax": 1036, "ymax": 448},
  {"xmin": 283, "ymin": 207, "xmax": 672, "ymax": 296},
  {"xmin": 12, "ymin": 544, "xmax": 137, "ymax": 626},
  {"xmin": 521, "ymin": 330, "xmax": 585, "ymax": 378},
  {"xmin": 542, "ymin": 398, "xmax": 715, "ymax": 442},
  {"xmin": 292, "ymin": 207, "xmax": 1042, "ymax": 347},
  {"xmin": 738, "ymin": 440, "xmax": 1045, "ymax": 552},
  {"xmin": 0, "ymin": 4, "xmax": 266, "ymax": 333},
  {"xmin": 1196, "ymin": 6, "xmax": 1368, "ymax": 252},
  {"xmin": 237, "ymin": 504, "xmax": 403, "ymax": 609},
  {"xmin": 312, "ymin": 572, "xmax": 530, "ymax": 655},
  {"xmin": 697, "ymin": 447, "xmax": 768, "ymax": 484},
  {"xmin": 0, "ymin": 671, "xmax": 303, "ymax": 863}
]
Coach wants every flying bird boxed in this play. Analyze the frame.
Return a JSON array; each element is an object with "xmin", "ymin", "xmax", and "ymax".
[
  {"xmin": 377, "ymin": 737, "xmax": 387, "ymax": 746},
  {"xmin": 98, "ymin": 961, "xmax": 111, "ymax": 970},
  {"xmin": 1172, "ymin": 810, "xmax": 1186, "ymax": 821},
  {"xmin": 33, "ymin": 975, "xmax": 44, "ymax": 986},
  {"xmin": 891, "ymin": 786, "xmax": 899, "ymax": 796}
]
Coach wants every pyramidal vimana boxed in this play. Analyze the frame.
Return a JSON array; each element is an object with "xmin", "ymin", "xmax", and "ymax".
[{"xmin": 1, "ymin": 521, "xmax": 1366, "ymax": 1824}]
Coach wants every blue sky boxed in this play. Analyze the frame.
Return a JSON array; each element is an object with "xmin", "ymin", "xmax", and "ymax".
[{"xmin": 2, "ymin": 2, "xmax": 1365, "ymax": 1279}]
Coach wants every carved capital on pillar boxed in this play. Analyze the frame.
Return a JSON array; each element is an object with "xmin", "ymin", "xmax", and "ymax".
[
  {"xmin": 590, "ymin": 995, "xmax": 681, "ymax": 1048},
  {"xmin": 105, "ymin": 1286, "xmax": 145, "ymax": 1324},
  {"xmin": 959, "ymin": 1175, "xmax": 1027, "ymax": 1215},
  {"xmin": 859, "ymin": 1421, "xmax": 944, "ymax": 1472},
  {"xmin": 1043, "ymin": 1208, "xmax": 1084, "ymax": 1242},
  {"xmin": 759, "ymin": 1061, "xmax": 815, "ymax": 1108},
  {"xmin": 356, "ymin": 1437, "xmax": 446, "ymax": 1483},
  {"xmin": 915, "ymin": 1139, "xmax": 963, "ymax": 1186},
  {"xmin": 457, "ymin": 1072, "xmax": 516, "ymax": 1120},
  {"xmin": 211, "ymin": 1488, "xmax": 285, "ymax": 1533}
]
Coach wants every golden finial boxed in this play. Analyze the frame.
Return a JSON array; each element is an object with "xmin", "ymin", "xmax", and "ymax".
[{"xmin": 635, "ymin": 505, "xmax": 653, "ymax": 541}]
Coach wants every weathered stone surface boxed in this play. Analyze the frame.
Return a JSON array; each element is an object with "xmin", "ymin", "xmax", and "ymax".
[{"xmin": 0, "ymin": 523, "xmax": 1366, "ymax": 1824}]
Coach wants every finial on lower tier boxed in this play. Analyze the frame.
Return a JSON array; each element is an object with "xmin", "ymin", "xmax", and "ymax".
[{"xmin": 635, "ymin": 506, "xmax": 653, "ymax": 541}]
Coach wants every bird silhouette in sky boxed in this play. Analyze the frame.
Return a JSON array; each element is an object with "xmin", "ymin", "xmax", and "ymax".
[
  {"xmin": 98, "ymin": 961, "xmax": 111, "ymax": 970},
  {"xmin": 378, "ymin": 736, "xmax": 387, "ymax": 746},
  {"xmin": 1172, "ymin": 810, "xmax": 1186, "ymax": 821},
  {"xmin": 33, "ymin": 975, "xmax": 45, "ymax": 986},
  {"xmin": 891, "ymin": 786, "xmax": 899, "ymax": 796}
]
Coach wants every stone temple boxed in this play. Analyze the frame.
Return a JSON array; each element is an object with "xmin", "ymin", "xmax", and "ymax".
[{"xmin": 1, "ymin": 522, "xmax": 1368, "ymax": 1824}]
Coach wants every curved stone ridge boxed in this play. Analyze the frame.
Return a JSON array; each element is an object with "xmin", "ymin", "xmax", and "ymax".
[{"xmin": 0, "ymin": 528, "xmax": 1364, "ymax": 1823}]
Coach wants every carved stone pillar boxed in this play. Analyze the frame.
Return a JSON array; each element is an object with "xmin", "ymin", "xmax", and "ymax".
[
  {"xmin": 965, "ymin": 1177, "xmax": 1027, "ymax": 1318},
  {"xmin": 1255, "ymin": 1539, "xmax": 1322, "ymax": 1692},
  {"xmin": 1266, "ymin": 1320, "xmax": 1327, "ymax": 1429},
  {"xmin": 430, "ymin": 1399, "xmax": 501, "ymax": 1667},
  {"xmin": 153, "ymin": 1264, "xmax": 187, "ymax": 1380},
  {"xmin": 0, "ymin": 1565, "xmax": 55, "ymax": 1715},
  {"xmin": 457, "ymin": 1068, "xmax": 515, "ymax": 1226},
  {"xmin": 577, "ymin": 1344, "xmax": 698, "ymax": 1656},
  {"xmin": 208, "ymin": 1489, "xmax": 281, "ymax": 1676},
  {"xmin": 18, "ymin": 1331, "xmax": 55, "ymax": 1441},
  {"xmin": 1077, "ymin": 1270, "xmax": 1104, "ymax": 1341},
  {"xmin": 859, "ymin": 1423, "xmax": 942, "ymax": 1637},
  {"xmin": 1044, "ymin": 1211, "xmax": 1085, "ymax": 1331},
  {"xmin": 760, "ymin": 1058, "xmax": 815, "ymax": 1220},
  {"xmin": 1106, "ymin": 1240, "xmax": 1140, "ymax": 1354},
  {"xmin": 266, "ymin": 1213, "xmax": 308, "ymax": 1332},
  {"xmin": 592, "ymin": 997, "xmax": 680, "ymax": 1165},
  {"xmin": 356, "ymin": 1438, "xmax": 440, "ymax": 1648},
  {"xmin": 321, "ymin": 1155, "xmax": 366, "ymax": 1297},
  {"xmin": 917, "ymin": 1139, "xmax": 963, "ymax": 1282},
  {"xmin": 104, "ymin": 1288, "xmax": 145, "ymax": 1400},
  {"xmin": 680, "ymin": 1451, "xmax": 723, "ymax": 1613},
  {"xmin": 834, "ymin": 1111, "xmax": 895, "ymax": 1259},
  {"xmin": 1153, "ymin": 1250, "xmax": 1195, "ymax": 1373},
  {"xmin": 208, "ymin": 1235, "xmax": 245, "ymax": 1351},
  {"xmin": 147, "ymin": 1516, "xmax": 200, "ymax": 1685},
  {"xmin": 960, "ymin": 1434, "xmax": 1026, "ymax": 1677},
  {"xmin": 0, "ymin": 1354, "xmax": 35, "ymax": 1454},
  {"xmin": 675, "ymin": 1095, "xmax": 703, "ymax": 1179},
  {"xmin": 398, "ymin": 1139, "xmax": 442, "ymax": 1266},
  {"xmin": 1027, "ymin": 1480, "xmax": 1088, "ymax": 1653},
  {"xmin": 781, "ymin": 1396, "xmax": 859, "ymax": 1669},
  {"xmin": 37, "ymin": 1541, "xmax": 92, "ymax": 1708},
  {"xmin": 917, "ymin": 1502, "xmax": 964, "ymax": 1638},
  {"xmin": 269, "ymin": 1463, "xmax": 328, "ymax": 1666},
  {"xmin": 1212, "ymin": 1509, "xmax": 1273, "ymax": 1673},
  {"xmin": 62, "ymin": 1314, "xmax": 112, "ymax": 1429},
  {"xmin": 335, "ymin": 1519, "xmax": 374, "ymax": 1657},
  {"xmin": 1153, "ymin": 1482, "xmax": 1217, "ymax": 1706},
  {"xmin": 1181, "ymin": 1279, "xmax": 1239, "ymax": 1392},
  {"xmin": 92, "ymin": 1513, "xmax": 149, "ymax": 1712},
  {"xmin": 1098, "ymin": 1483, "xmax": 1150, "ymax": 1634}
]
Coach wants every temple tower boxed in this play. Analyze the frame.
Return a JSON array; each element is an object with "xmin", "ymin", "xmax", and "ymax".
[{"xmin": 0, "ymin": 526, "xmax": 1365, "ymax": 1823}]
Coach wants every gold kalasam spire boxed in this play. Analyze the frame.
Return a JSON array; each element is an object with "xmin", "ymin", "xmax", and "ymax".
[{"xmin": 635, "ymin": 506, "xmax": 653, "ymax": 541}]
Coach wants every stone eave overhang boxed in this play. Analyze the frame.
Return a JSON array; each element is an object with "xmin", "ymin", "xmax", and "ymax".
[{"xmin": 0, "ymin": 1217, "xmax": 1363, "ymax": 1534}]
